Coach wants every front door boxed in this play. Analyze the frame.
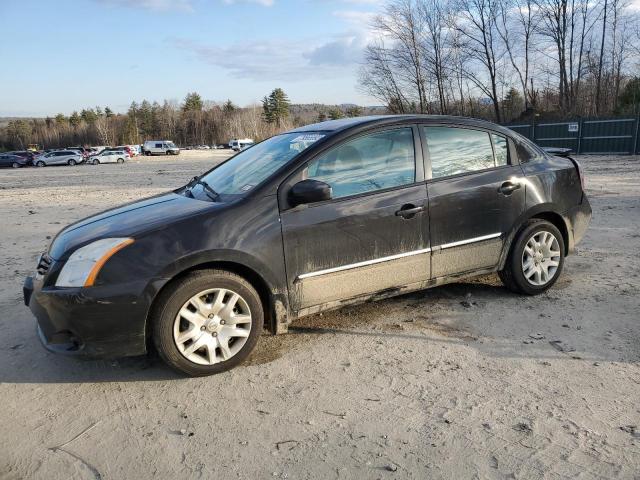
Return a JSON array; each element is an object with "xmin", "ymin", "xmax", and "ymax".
[
  {"xmin": 422, "ymin": 125, "xmax": 526, "ymax": 277},
  {"xmin": 280, "ymin": 126, "xmax": 430, "ymax": 314}
]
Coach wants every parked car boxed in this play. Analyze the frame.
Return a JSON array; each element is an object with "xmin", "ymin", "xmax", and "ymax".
[
  {"xmin": 23, "ymin": 115, "xmax": 591, "ymax": 376},
  {"xmin": 34, "ymin": 150, "xmax": 83, "ymax": 167},
  {"xmin": 65, "ymin": 147, "xmax": 91, "ymax": 160},
  {"xmin": 143, "ymin": 140, "xmax": 180, "ymax": 156},
  {"xmin": 0, "ymin": 154, "xmax": 28, "ymax": 168},
  {"xmin": 229, "ymin": 138, "xmax": 255, "ymax": 151},
  {"xmin": 6, "ymin": 150, "xmax": 37, "ymax": 166},
  {"xmin": 89, "ymin": 150, "xmax": 128, "ymax": 165}
]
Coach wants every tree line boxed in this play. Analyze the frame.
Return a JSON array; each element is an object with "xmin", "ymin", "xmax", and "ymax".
[
  {"xmin": 0, "ymin": 89, "xmax": 370, "ymax": 151},
  {"xmin": 359, "ymin": 0, "xmax": 640, "ymax": 122}
]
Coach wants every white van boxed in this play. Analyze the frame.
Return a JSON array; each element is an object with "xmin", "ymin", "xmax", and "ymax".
[
  {"xmin": 229, "ymin": 138, "xmax": 255, "ymax": 152},
  {"xmin": 143, "ymin": 140, "xmax": 180, "ymax": 156}
]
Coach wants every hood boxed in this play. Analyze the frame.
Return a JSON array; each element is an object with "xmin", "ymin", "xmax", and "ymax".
[{"xmin": 49, "ymin": 192, "xmax": 216, "ymax": 260}]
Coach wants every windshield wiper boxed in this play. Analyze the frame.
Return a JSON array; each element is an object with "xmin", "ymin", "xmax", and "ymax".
[{"xmin": 188, "ymin": 176, "xmax": 219, "ymax": 201}]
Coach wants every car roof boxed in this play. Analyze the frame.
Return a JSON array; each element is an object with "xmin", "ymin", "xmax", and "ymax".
[{"xmin": 288, "ymin": 114, "xmax": 515, "ymax": 137}]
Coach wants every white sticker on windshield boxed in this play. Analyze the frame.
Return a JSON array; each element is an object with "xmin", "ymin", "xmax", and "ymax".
[
  {"xmin": 291, "ymin": 134, "xmax": 325, "ymax": 144},
  {"xmin": 240, "ymin": 184, "xmax": 254, "ymax": 192}
]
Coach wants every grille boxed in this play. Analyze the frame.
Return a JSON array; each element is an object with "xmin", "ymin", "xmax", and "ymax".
[{"xmin": 36, "ymin": 253, "xmax": 53, "ymax": 276}]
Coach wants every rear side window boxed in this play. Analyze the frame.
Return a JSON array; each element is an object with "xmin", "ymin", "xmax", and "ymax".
[
  {"xmin": 492, "ymin": 133, "xmax": 509, "ymax": 167},
  {"xmin": 515, "ymin": 141, "xmax": 535, "ymax": 163},
  {"xmin": 155, "ymin": 143, "xmax": 162, "ymax": 148},
  {"xmin": 307, "ymin": 128, "xmax": 415, "ymax": 199},
  {"xmin": 424, "ymin": 127, "xmax": 498, "ymax": 178}
]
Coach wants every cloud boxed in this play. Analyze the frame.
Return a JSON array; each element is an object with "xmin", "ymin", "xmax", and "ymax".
[
  {"xmin": 172, "ymin": 33, "xmax": 367, "ymax": 81},
  {"xmin": 304, "ymin": 34, "xmax": 367, "ymax": 66},
  {"xmin": 96, "ymin": 0, "xmax": 194, "ymax": 12}
]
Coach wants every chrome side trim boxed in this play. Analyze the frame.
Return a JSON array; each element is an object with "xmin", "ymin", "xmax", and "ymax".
[
  {"xmin": 439, "ymin": 232, "xmax": 502, "ymax": 250},
  {"xmin": 297, "ymin": 247, "xmax": 432, "ymax": 280},
  {"xmin": 297, "ymin": 233, "xmax": 502, "ymax": 280}
]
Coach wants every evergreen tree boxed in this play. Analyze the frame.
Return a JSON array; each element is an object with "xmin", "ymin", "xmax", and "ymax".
[
  {"xmin": 104, "ymin": 107, "xmax": 114, "ymax": 118},
  {"xmin": 262, "ymin": 88, "xmax": 291, "ymax": 126},
  {"xmin": 222, "ymin": 100, "xmax": 237, "ymax": 113},
  {"xmin": 619, "ymin": 78, "xmax": 640, "ymax": 112},
  {"xmin": 69, "ymin": 111, "xmax": 81, "ymax": 127},
  {"xmin": 183, "ymin": 92, "xmax": 203, "ymax": 112},
  {"xmin": 501, "ymin": 88, "xmax": 524, "ymax": 122},
  {"xmin": 345, "ymin": 105, "xmax": 363, "ymax": 117},
  {"xmin": 328, "ymin": 107, "xmax": 344, "ymax": 120},
  {"xmin": 55, "ymin": 113, "xmax": 67, "ymax": 125},
  {"xmin": 81, "ymin": 108, "xmax": 98, "ymax": 124}
]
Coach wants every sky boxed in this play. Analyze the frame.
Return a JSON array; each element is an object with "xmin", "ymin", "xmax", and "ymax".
[{"xmin": 0, "ymin": 0, "xmax": 382, "ymax": 116}]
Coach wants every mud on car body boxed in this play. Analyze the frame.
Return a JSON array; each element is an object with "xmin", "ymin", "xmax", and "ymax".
[{"xmin": 24, "ymin": 115, "xmax": 591, "ymax": 376}]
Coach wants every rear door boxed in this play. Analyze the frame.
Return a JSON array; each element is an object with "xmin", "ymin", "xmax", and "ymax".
[
  {"xmin": 280, "ymin": 126, "xmax": 430, "ymax": 313},
  {"xmin": 422, "ymin": 125, "xmax": 525, "ymax": 277}
]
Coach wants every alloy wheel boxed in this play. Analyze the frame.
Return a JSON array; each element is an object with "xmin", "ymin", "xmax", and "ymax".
[
  {"xmin": 173, "ymin": 288, "xmax": 252, "ymax": 366},
  {"xmin": 521, "ymin": 230, "xmax": 561, "ymax": 286}
]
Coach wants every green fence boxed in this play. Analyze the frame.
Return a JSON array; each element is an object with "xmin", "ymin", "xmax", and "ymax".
[{"xmin": 504, "ymin": 115, "xmax": 640, "ymax": 154}]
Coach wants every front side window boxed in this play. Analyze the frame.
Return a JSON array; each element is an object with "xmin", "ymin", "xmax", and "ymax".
[
  {"xmin": 196, "ymin": 132, "xmax": 326, "ymax": 197},
  {"xmin": 306, "ymin": 128, "xmax": 415, "ymax": 199},
  {"xmin": 425, "ymin": 127, "xmax": 499, "ymax": 178}
]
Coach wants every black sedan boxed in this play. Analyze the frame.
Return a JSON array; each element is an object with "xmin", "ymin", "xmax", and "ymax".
[
  {"xmin": 0, "ymin": 154, "xmax": 28, "ymax": 168},
  {"xmin": 24, "ymin": 116, "xmax": 592, "ymax": 376}
]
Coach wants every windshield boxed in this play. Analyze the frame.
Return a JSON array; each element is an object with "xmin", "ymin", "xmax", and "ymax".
[
  {"xmin": 166, "ymin": 141, "xmax": 176, "ymax": 148},
  {"xmin": 194, "ymin": 132, "xmax": 325, "ymax": 197}
]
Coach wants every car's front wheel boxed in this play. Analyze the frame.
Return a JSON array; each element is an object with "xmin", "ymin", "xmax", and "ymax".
[
  {"xmin": 117, "ymin": 158, "xmax": 124, "ymax": 164},
  {"xmin": 68, "ymin": 159, "xmax": 76, "ymax": 166},
  {"xmin": 92, "ymin": 159, "xmax": 100, "ymax": 165},
  {"xmin": 152, "ymin": 269, "xmax": 263, "ymax": 376},
  {"xmin": 499, "ymin": 219, "xmax": 565, "ymax": 295},
  {"xmin": 36, "ymin": 161, "xmax": 45, "ymax": 167}
]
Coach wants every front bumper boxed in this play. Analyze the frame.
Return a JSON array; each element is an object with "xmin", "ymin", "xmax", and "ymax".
[{"xmin": 24, "ymin": 274, "xmax": 151, "ymax": 358}]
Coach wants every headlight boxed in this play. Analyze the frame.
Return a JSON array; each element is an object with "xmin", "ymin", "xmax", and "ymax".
[{"xmin": 55, "ymin": 238, "xmax": 134, "ymax": 287}]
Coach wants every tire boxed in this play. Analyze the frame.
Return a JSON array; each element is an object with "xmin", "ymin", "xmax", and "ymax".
[
  {"xmin": 68, "ymin": 159, "xmax": 76, "ymax": 166},
  {"xmin": 11, "ymin": 162, "xmax": 21, "ymax": 168},
  {"xmin": 117, "ymin": 158, "xmax": 124, "ymax": 164},
  {"xmin": 145, "ymin": 151, "xmax": 151, "ymax": 156},
  {"xmin": 93, "ymin": 159, "xmax": 100, "ymax": 165},
  {"xmin": 152, "ymin": 269, "xmax": 263, "ymax": 376},
  {"xmin": 36, "ymin": 161, "xmax": 45, "ymax": 167},
  {"xmin": 165, "ymin": 150, "xmax": 170, "ymax": 155},
  {"xmin": 499, "ymin": 219, "xmax": 565, "ymax": 295}
]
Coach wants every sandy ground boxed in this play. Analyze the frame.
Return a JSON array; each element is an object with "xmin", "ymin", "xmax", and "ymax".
[{"xmin": 0, "ymin": 150, "xmax": 639, "ymax": 479}]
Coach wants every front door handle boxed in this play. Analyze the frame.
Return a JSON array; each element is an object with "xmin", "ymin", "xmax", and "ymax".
[
  {"xmin": 499, "ymin": 181, "xmax": 521, "ymax": 195},
  {"xmin": 395, "ymin": 204, "xmax": 424, "ymax": 219}
]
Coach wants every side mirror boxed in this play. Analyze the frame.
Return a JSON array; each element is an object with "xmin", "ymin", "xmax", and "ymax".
[{"xmin": 289, "ymin": 179, "xmax": 332, "ymax": 207}]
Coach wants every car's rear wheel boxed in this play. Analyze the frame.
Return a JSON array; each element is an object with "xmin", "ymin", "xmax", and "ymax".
[
  {"xmin": 499, "ymin": 219, "xmax": 565, "ymax": 295},
  {"xmin": 152, "ymin": 269, "xmax": 263, "ymax": 376},
  {"xmin": 36, "ymin": 161, "xmax": 45, "ymax": 167},
  {"xmin": 11, "ymin": 162, "xmax": 21, "ymax": 168},
  {"xmin": 68, "ymin": 159, "xmax": 76, "ymax": 166}
]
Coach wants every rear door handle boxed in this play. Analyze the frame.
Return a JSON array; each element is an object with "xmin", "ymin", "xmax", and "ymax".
[
  {"xmin": 499, "ymin": 182, "xmax": 521, "ymax": 195},
  {"xmin": 395, "ymin": 204, "xmax": 424, "ymax": 219}
]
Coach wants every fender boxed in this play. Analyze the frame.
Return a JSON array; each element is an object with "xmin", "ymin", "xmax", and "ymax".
[
  {"xmin": 149, "ymin": 248, "xmax": 291, "ymax": 335},
  {"xmin": 498, "ymin": 203, "xmax": 573, "ymax": 270}
]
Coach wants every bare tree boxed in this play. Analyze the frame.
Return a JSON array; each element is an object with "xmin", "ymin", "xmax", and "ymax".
[
  {"xmin": 455, "ymin": 0, "xmax": 505, "ymax": 121},
  {"xmin": 496, "ymin": 0, "xmax": 536, "ymax": 109},
  {"xmin": 371, "ymin": 0, "xmax": 429, "ymax": 113}
]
